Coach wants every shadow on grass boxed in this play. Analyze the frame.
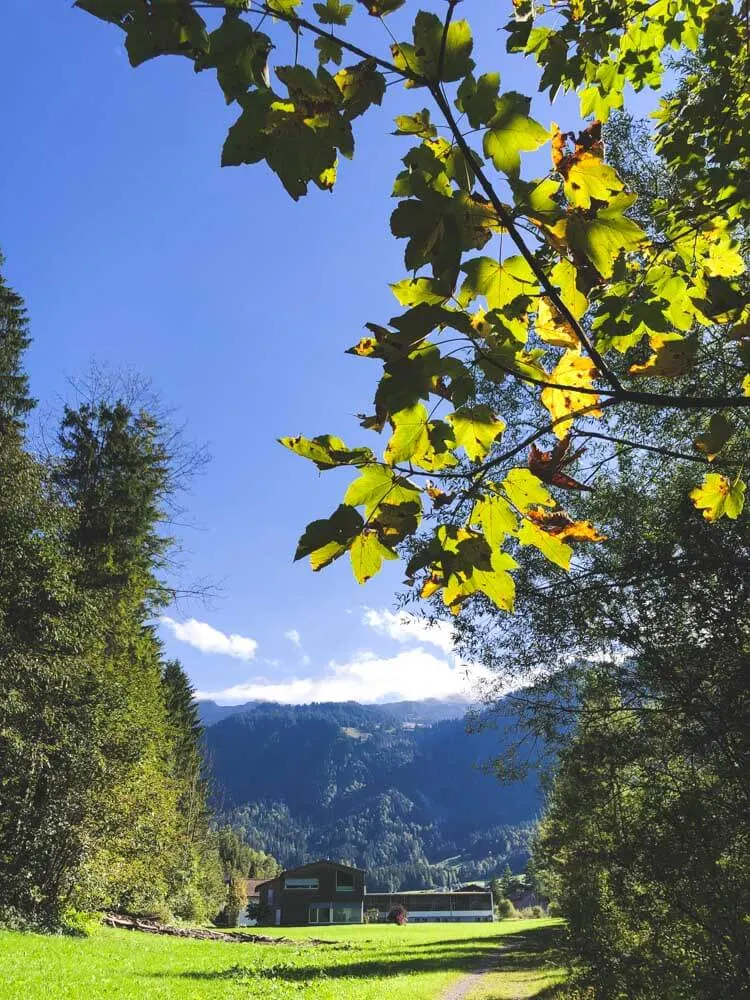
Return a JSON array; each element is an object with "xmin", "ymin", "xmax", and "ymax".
[{"xmin": 140, "ymin": 923, "xmax": 568, "ymax": 987}]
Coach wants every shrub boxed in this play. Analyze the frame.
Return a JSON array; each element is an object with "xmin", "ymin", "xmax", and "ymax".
[
  {"xmin": 496, "ymin": 898, "xmax": 517, "ymax": 919},
  {"xmin": 531, "ymin": 905, "xmax": 543, "ymax": 918},
  {"xmin": 61, "ymin": 908, "xmax": 100, "ymax": 937},
  {"xmin": 246, "ymin": 902, "xmax": 274, "ymax": 927},
  {"xmin": 547, "ymin": 901, "xmax": 562, "ymax": 918},
  {"xmin": 387, "ymin": 904, "xmax": 408, "ymax": 925}
]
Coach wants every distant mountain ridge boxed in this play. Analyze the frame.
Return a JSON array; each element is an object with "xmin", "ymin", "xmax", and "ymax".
[
  {"xmin": 202, "ymin": 699, "xmax": 541, "ymax": 891},
  {"xmin": 198, "ymin": 697, "xmax": 469, "ymax": 728}
]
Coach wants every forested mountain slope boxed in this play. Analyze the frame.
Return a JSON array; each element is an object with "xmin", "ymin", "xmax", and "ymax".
[{"xmin": 202, "ymin": 701, "xmax": 540, "ymax": 891}]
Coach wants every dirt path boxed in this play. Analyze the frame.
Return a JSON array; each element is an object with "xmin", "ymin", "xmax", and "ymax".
[{"xmin": 439, "ymin": 943, "xmax": 513, "ymax": 1000}]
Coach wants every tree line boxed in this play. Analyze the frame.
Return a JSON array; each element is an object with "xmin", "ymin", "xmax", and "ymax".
[{"xmin": 0, "ymin": 264, "xmax": 277, "ymax": 928}]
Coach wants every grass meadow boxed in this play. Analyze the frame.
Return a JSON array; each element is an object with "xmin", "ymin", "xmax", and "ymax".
[{"xmin": 0, "ymin": 918, "xmax": 564, "ymax": 1000}]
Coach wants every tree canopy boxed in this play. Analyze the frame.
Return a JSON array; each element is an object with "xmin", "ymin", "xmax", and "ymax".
[
  {"xmin": 76, "ymin": 0, "xmax": 749, "ymax": 615},
  {"xmin": 77, "ymin": 0, "xmax": 750, "ymax": 611}
]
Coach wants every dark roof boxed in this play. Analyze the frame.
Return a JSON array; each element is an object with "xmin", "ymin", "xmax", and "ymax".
[
  {"xmin": 241, "ymin": 878, "xmax": 265, "ymax": 896},
  {"xmin": 263, "ymin": 859, "xmax": 365, "ymax": 884}
]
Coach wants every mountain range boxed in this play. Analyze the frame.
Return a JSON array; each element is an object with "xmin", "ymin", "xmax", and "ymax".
[{"xmin": 200, "ymin": 699, "xmax": 542, "ymax": 891}]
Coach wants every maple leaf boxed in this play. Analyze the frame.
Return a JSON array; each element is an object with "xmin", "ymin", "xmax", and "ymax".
[
  {"xmin": 528, "ymin": 435, "xmax": 591, "ymax": 491},
  {"xmin": 629, "ymin": 335, "xmax": 697, "ymax": 378},
  {"xmin": 527, "ymin": 507, "xmax": 606, "ymax": 541},
  {"xmin": 690, "ymin": 473, "xmax": 746, "ymax": 522},
  {"xmin": 694, "ymin": 414, "xmax": 734, "ymax": 462},
  {"xmin": 541, "ymin": 350, "xmax": 602, "ymax": 438}
]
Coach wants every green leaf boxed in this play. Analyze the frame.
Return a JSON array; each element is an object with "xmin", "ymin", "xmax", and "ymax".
[
  {"xmin": 350, "ymin": 531, "xmax": 398, "ymax": 583},
  {"xmin": 313, "ymin": 0, "xmax": 352, "ymax": 26},
  {"xmin": 471, "ymin": 494, "xmax": 518, "ymax": 549},
  {"xmin": 446, "ymin": 405, "xmax": 505, "ymax": 461},
  {"xmin": 472, "ymin": 550, "xmax": 518, "ymax": 612},
  {"xmin": 344, "ymin": 465, "xmax": 420, "ymax": 516},
  {"xmin": 384, "ymin": 404, "xmax": 430, "ymax": 465},
  {"xmin": 280, "ymin": 434, "xmax": 374, "ymax": 470},
  {"xmin": 194, "ymin": 16, "xmax": 270, "ymax": 102},
  {"xmin": 502, "ymin": 469, "xmax": 555, "ymax": 512},
  {"xmin": 390, "ymin": 277, "xmax": 450, "ymax": 307},
  {"xmin": 394, "ymin": 110, "xmax": 437, "ymax": 138},
  {"xmin": 122, "ymin": 1, "xmax": 209, "ymax": 67},
  {"xmin": 517, "ymin": 518, "xmax": 573, "ymax": 570},
  {"xmin": 456, "ymin": 73, "xmax": 501, "ymax": 129},
  {"xmin": 628, "ymin": 335, "xmax": 697, "ymax": 378},
  {"xmin": 315, "ymin": 36, "xmax": 343, "ymax": 65},
  {"xmin": 391, "ymin": 11, "xmax": 474, "ymax": 85},
  {"xmin": 74, "ymin": 0, "xmax": 135, "ymax": 25},
  {"xmin": 294, "ymin": 504, "xmax": 364, "ymax": 568},
  {"xmin": 361, "ymin": 0, "xmax": 405, "ymax": 14},
  {"xmin": 567, "ymin": 195, "xmax": 645, "ymax": 278},
  {"xmin": 483, "ymin": 92, "xmax": 549, "ymax": 177},
  {"xmin": 460, "ymin": 255, "xmax": 538, "ymax": 312},
  {"xmin": 563, "ymin": 153, "xmax": 625, "ymax": 210},
  {"xmin": 334, "ymin": 60, "xmax": 386, "ymax": 119},
  {"xmin": 222, "ymin": 84, "xmax": 351, "ymax": 199},
  {"xmin": 694, "ymin": 414, "xmax": 735, "ymax": 461},
  {"xmin": 690, "ymin": 473, "xmax": 746, "ymax": 521}
]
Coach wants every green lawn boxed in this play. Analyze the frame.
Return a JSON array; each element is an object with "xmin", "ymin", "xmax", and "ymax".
[{"xmin": 0, "ymin": 919, "xmax": 562, "ymax": 1000}]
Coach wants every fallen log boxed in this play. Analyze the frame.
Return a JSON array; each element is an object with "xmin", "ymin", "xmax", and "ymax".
[{"xmin": 101, "ymin": 913, "xmax": 340, "ymax": 947}]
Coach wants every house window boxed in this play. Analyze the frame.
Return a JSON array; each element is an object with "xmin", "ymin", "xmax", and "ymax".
[
  {"xmin": 284, "ymin": 877, "xmax": 319, "ymax": 890},
  {"xmin": 309, "ymin": 905, "xmax": 331, "ymax": 924},
  {"xmin": 309, "ymin": 903, "xmax": 360, "ymax": 924},
  {"xmin": 267, "ymin": 888, "xmax": 275, "ymax": 905},
  {"xmin": 336, "ymin": 870, "xmax": 355, "ymax": 892}
]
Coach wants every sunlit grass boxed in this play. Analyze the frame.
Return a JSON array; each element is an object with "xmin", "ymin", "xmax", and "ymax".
[{"xmin": 0, "ymin": 918, "xmax": 562, "ymax": 1000}]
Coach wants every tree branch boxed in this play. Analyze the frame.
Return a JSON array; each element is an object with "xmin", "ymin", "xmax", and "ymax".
[
  {"xmin": 574, "ymin": 430, "xmax": 711, "ymax": 464},
  {"xmin": 428, "ymin": 83, "xmax": 625, "ymax": 394},
  {"xmin": 253, "ymin": 1, "xmax": 423, "ymax": 82}
]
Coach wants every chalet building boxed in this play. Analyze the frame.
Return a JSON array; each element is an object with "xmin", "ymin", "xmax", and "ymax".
[
  {"xmin": 365, "ymin": 889, "xmax": 494, "ymax": 923},
  {"xmin": 258, "ymin": 860, "xmax": 366, "ymax": 927},
  {"xmin": 237, "ymin": 878, "xmax": 267, "ymax": 927},
  {"xmin": 257, "ymin": 860, "xmax": 494, "ymax": 926}
]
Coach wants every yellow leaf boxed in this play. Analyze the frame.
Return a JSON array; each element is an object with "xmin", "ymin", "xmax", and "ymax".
[
  {"xmin": 558, "ymin": 520, "xmax": 606, "ymax": 542},
  {"xmin": 471, "ymin": 494, "xmax": 518, "ymax": 548},
  {"xmin": 743, "ymin": 373, "xmax": 750, "ymax": 397},
  {"xmin": 517, "ymin": 519, "xmax": 573, "ymax": 570},
  {"xmin": 541, "ymin": 350, "xmax": 602, "ymax": 438},
  {"xmin": 349, "ymin": 532, "xmax": 397, "ymax": 583},
  {"xmin": 690, "ymin": 473, "xmax": 746, "ymax": 522},
  {"xmin": 502, "ymin": 469, "xmax": 555, "ymax": 512},
  {"xmin": 628, "ymin": 334, "xmax": 697, "ymax": 378},
  {"xmin": 536, "ymin": 297, "xmax": 579, "ymax": 349}
]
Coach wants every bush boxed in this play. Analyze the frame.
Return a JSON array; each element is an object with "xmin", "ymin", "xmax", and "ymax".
[
  {"xmin": 61, "ymin": 908, "xmax": 100, "ymax": 937},
  {"xmin": 547, "ymin": 901, "xmax": 562, "ymax": 918},
  {"xmin": 387, "ymin": 904, "xmax": 408, "ymax": 925},
  {"xmin": 531, "ymin": 905, "xmax": 543, "ymax": 918},
  {"xmin": 246, "ymin": 902, "xmax": 274, "ymax": 927},
  {"xmin": 496, "ymin": 898, "xmax": 517, "ymax": 919}
]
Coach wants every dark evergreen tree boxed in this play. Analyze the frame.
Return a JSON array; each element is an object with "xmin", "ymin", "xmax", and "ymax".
[{"xmin": 0, "ymin": 257, "xmax": 34, "ymax": 438}]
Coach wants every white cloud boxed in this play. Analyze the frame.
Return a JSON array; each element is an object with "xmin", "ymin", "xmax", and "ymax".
[
  {"xmin": 285, "ymin": 629, "xmax": 302, "ymax": 647},
  {"xmin": 300, "ymin": 653, "xmax": 312, "ymax": 667},
  {"xmin": 196, "ymin": 648, "xmax": 490, "ymax": 705},
  {"xmin": 160, "ymin": 617, "xmax": 258, "ymax": 661},
  {"xmin": 363, "ymin": 608, "xmax": 455, "ymax": 655}
]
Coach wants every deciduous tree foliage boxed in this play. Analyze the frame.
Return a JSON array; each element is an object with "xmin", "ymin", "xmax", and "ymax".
[
  {"xmin": 77, "ymin": 0, "xmax": 748, "ymax": 613},
  {"xmin": 0, "ymin": 261, "xmax": 224, "ymax": 926}
]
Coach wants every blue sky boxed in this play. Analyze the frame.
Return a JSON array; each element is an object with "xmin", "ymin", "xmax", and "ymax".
[{"xmin": 1, "ymin": 2, "xmax": 647, "ymax": 704}]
